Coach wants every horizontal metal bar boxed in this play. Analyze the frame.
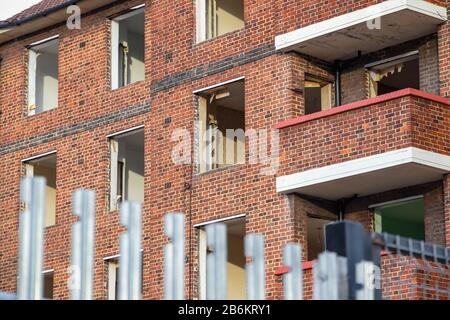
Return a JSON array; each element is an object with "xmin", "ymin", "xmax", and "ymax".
[{"xmin": 0, "ymin": 292, "xmax": 16, "ymax": 300}]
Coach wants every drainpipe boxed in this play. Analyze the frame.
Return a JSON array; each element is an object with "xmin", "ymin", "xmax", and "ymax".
[
  {"xmin": 338, "ymin": 194, "xmax": 358, "ymax": 221},
  {"xmin": 334, "ymin": 60, "xmax": 342, "ymax": 107}
]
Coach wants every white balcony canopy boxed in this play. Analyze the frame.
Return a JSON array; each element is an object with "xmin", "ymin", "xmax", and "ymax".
[
  {"xmin": 275, "ymin": 0, "xmax": 447, "ymax": 62},
  {"xmin": 276, "ymin": 148, "xmax": 450, "ymax": 201}
]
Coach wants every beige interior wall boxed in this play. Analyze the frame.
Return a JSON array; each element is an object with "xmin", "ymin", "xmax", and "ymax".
[
  {"xmin": 117, "ymin": 138, "xmax": 144, "ymax": 204},
  {"xmin": 216, "ymin": 0, "xmax": 244, "ymax": 36},
  {"xmin": 35, "ymin": 52, "xmax": 58, "ymax": 112},
  {"xmin": 34, "ymin": 165, "xmax": 56, "ymax": 227},
  {"xmin": 227, "ymin": 234, "xmax": 245, "ymax": 300},
  {"xmin": 206, "ymin": 0, "xmax": 244, "ymax": 39},
  {"xmin": 125, "ymin": 147, "xmax": 145, "ymax": 204},
  {"xmin": 118, "ymin": 19, "xmax": 145, "ymax": 86},
  {"xmin": 128, "ymin": 31, "xmax": 145, "ymax": 84}
]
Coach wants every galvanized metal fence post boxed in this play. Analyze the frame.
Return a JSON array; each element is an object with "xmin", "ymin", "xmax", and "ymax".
[
  {"xmin": 325, "ymin": 221, "xmax": 373, "ymax": 299},
  {"xmin": 70, "ymin": 189, "xmax": 96, "ymax": 300},
  {"xmin": 206, "ymin": 223, "xmax": 227, "ymax": 300},
  {"xmin": 245, "ymin": 234, "xmax": 266, "ymax": 300},
  {"xmin": 313, "ymin": 251, "xmax": 348, "ymax": 300},
  {"xmin": 355, "ymin": 261, "xmax": 376, "ymax": 300},
  {"xmin": 164, "ymin": 212, "xmax": 185, "ymax": 300},
  {"xmin": 17, "ymin": 177, "xmax": 46, "ymax": 300},
  {"xmin": 118, "ymin": 202, "xmax": 142, "ymax": 300},
  {"xmin": 283, "ymin": 243, "xmax": 302, "ymax": 300}
]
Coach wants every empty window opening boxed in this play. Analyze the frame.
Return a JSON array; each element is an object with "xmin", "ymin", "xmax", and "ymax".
[
  {"xmin": 43, "ymin": 271, "xmax": 54, "ymax": 300},
  {"xmin": 374, "ymin": 198, "xmax": 425, "ymax": 241},
  {"xmin": 197, "ymin": 80, "xmax": 245, "ymax": 173},
  {"xmin": 28, "ymin": 38, "xmax": 59, "ymax": 115},
  {"xmin": 107, "ymin": 259, "xmax": 120, "ymax": 300},
  {"xmin": 106, "ymin": 256, "xmax": 143, "ymax": 300},
  {"xmin": 109, "ymin": 129, "xmax": 144, "ymax": 211},
  {"xmin": 197, "ymin": 0, "xmax": 244, "ymax": 42},
  {"xmin": 111, "ymin": 7, "xmax": 145, "ymax": 89},
  {"xmin": 24, "ymin": 153, "xmax": 57, "ymax": 227},
  {"xmin": 306, "ymin": 213, "xmax": 337, "ymax": 260},
  {"xmin": 368, "ymin": 54, "xmax": 419, "ymax": 97},
  {"xmin": 304, "ymin": 76, "xmax": 333, "ymax": 115},
  {"xmin": 198, "ymin": 218, "xmax": 246, "ymax": 300}
]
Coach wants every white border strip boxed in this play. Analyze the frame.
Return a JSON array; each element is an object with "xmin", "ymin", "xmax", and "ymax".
[
  {"xmin": 103, "ymin": 254, "xmax": 120, "ymax": 261},
  {"xmin": 130, "ymin": 4, "xmax": 146, "ymax": 10},
  {"xmin": 193, "ymin": 214, "xmax": 246, "ymax": 228},
  {"xmin": 29, "ymin": 35, "xmax": 59, "ymax": 48},
  {"xmin": 369, "ymin": 195, "xmax": 424, "ymax": 209},
  {"xmin": 42, "ymin": 269, "xmax": 55, "ymax": 274},
  {"xmin": 21, "ymin": 150, "xmax": 57, "ymax": 163},
  {"xmin": 276, "ymin": 147, "xmax": 450, "ymax": 193},
  {"xmin": 103, "ymin": 248, "xmax": 144, "ymax": 261},
  {"xmin": 364, "ymin": 50, "xmax": 419, "ymax": 68},
  {"xmin": 193, "ymin": 76, "xmax": 245, "ymax": 94},
  {"xmin": 275, "ymin": 0, "xmax": 447, "ymax": 51},
  {"xmin": 106, "ymin": 125, "xmax": 144, "ymax": 138}
]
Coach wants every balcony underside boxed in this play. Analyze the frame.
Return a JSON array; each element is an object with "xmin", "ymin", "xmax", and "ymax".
[
  {"xmin": 275, "ymin": 0, "xmax": 447, "ymax": 62},
  {"xmin": 276, "ymin": 148, "xmax": 450, "ymax": 201}
]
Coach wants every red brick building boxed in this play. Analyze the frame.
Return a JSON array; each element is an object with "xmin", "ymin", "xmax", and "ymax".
[{"xmin": 0, "ymin": 0, "xmax": 449, "ymax": 300}]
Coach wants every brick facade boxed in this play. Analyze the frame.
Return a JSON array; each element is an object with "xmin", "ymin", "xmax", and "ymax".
[{"xmin": 0, "ymin": 0, "xmax": 449, "ymax": 300}]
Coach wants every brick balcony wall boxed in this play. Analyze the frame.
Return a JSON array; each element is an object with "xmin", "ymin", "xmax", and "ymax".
[
  {"xmin": 381, "ymin": 254, "xmax": 450, "ymax": 300},
  {"xmin": 0, "ymin": 0, "xmax": 449, "ymax": 300},
  {"xmin": 278, "ymin": 94, "xmax": 450, "ymax": 178},
  {"xmin": 299, "ymin": 255, "xmax": 449, "ymax": 300}
]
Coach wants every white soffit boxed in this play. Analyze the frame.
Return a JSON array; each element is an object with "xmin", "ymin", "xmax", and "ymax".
[
  {"xmin": 275, "ymin": 0, "xmax": 447, "ymax": 62},
  {"xmin": 276, "ymin": 147, "xmax": 450, "ymax": 200}
]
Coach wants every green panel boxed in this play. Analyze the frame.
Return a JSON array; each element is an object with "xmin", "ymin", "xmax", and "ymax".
[{"xmin": 374, "ymin": 198, "xmax": 425, "ymax": 240}]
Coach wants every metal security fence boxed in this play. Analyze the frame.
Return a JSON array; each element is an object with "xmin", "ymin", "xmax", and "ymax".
[
  {"xmin": 1, "ymin": 177, "xmax": 449, "ymax": 300},
  {"xmin": 374, "ymin": 233, "xmax": 450, "ymax": 300}
]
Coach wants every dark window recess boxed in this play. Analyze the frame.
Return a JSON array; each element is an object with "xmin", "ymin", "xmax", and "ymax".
[{"xmin": 368, "ymin": 55, "xmax": 419, "ymax": 97}]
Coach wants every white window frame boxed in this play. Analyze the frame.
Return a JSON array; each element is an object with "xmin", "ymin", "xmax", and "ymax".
[
  {"xmin": 105, "ymin": 251, "xmax": 143, "ymax": 300},
  {"xmin": 27, "ymin": 36, "xmax": 59, "ymax": 115},
  {"xmin": 108, "ymin": 127, "xmax": 144, "ymax": 211},
  {"xmin": 194, "ymin": 78, "xmax": 246, "ymax": 173},
  {"xmin": 195, "ymin": 214, "xmax": 246, "ymax": 300},
  {"xmin": 107, "ymin": 260, "xmax": 119, "ymax": 300},
  {"xmin": 22, "ymin": 151, "xmax": 58, "ymax": 228},
  {"xmin": 196, "ymin": 0, "xmax": 207, "ymax": 43},
  {"xmin": 110, "ymin": 6, "xmax": 145, "ymax": 90}
]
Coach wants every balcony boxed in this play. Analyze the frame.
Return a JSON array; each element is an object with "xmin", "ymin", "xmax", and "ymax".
[
  {"xmin": 275, "ymin": 89, "xmax": 450, "ymax": 200},
  {"xmin": 275, "ymin": 0, "xmax": 447, "ymax": 62}
]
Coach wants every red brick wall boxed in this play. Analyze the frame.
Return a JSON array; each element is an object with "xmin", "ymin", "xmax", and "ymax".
[
  {"xmin": 0, "ymin": 0, "xmax": 448, "ymax": 301},
  {"xmin": 279, "ymin": 95, "xmax": 450, "ymax": 177},
  {"xmin": 444, "ymin": 175, "xmax": 450, "ymax": 247},
  {"xmin": 438, "ymin": 20, "xmax": 450, "ymax": 98},
  {"xmin": 0, "ymin": 0, "xmax": 303, "ymax": 300},
  {"xmin": 381, "ymin": 255, "xmax": 449, "ymax": 300},
  {"xmin": 419, "ymin": 38, "xmax": 440, "ymax": 95},
  {"xmin": 301, "ymin": 253, "xmax": 449, "ymax": 300}
]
